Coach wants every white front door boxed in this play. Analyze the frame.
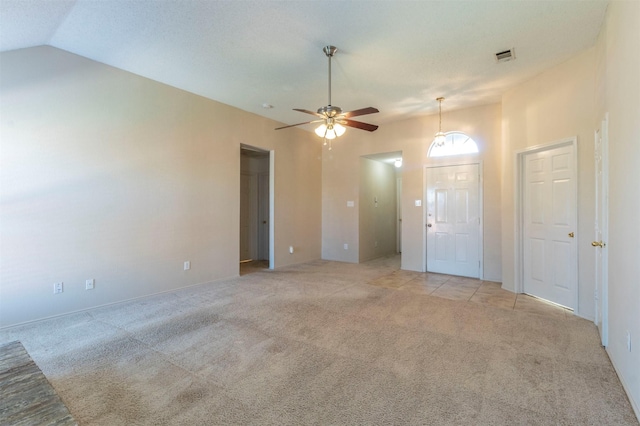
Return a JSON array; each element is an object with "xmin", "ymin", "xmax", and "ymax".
[
  {"xmin": 523, "ymin": 143, "xmax": 577, "ymax": 309},
  {"xmin": 594, "ymin": 117, "xmax": 609, "ymax": 346},
  {"xmin": 426, "ymin": 164, "xmax": 480, "ymax": 278}
]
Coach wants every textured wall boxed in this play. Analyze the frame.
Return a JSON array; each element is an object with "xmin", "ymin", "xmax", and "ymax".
[
  {"xmin": 596, "ymin": 0, "xmax": 640, "ymax": 417},
  {"xmin": 0, "ymin": 47, "xmax": 322, "ymax": 327},
  {"xmin": 500, "ymin": 47, "xmax": 597, "ymax": 319},
  {"xmin": 322, "ymin": 103, "xmax": 502, "ymax": 281}
]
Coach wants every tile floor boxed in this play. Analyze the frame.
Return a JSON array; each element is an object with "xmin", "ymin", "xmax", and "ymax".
[
  {"xmin": 370, "ymin": 269, "xmax": 572, "ymax": 319},
  {"xmin": 240, "ymin": 256, "xmax": 574, "ymax": 318},
  {"xmin": 240, "ymin": 256, "xmax": 573, "ymax": 319}
]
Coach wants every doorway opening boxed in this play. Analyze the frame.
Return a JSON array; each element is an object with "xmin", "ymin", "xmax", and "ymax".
[
  {"xmin": 359, "ymin": 151, "xmax": 403, "ymax": 263},
  {"xmin": 240, "ymin": 145, "xmax": 273, "ymax": 275}
]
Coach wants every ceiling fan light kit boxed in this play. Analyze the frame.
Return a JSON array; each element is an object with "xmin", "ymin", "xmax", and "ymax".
[
  {"xmin": 275, "ymin": 45, "xmax": 379, "ymax": 149},
  {"xmin": 314, "ymin": 119, "xmax": 346, "ymax": 139}
]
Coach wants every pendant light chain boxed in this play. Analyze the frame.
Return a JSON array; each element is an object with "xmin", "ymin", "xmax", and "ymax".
[
  {"xmin": 439, "ymin": 99, "xmax": 442, "ymax": 133},
  {"xmin": 437, "ymin": 97, "xmax": 444, "ymax": 133},
  {"xmin": 434, "ymin": 97, "xmax": 446, "ymax": 147}
]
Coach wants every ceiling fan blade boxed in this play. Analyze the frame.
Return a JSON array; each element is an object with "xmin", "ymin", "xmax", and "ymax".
[
  {"xmin": 341, "ymin": 107, "xmax": 379, "ymax": 118},
  {"xmin": 275, "ymin": 119, "xmax": 324, "ymax": 130},
  {"xmin": 293, "ymin": 108, "xmax": 325, "ymax": 118},
  {"xmin": 341, "ymin": 118, "xmax": 379, "ymax": 132}
]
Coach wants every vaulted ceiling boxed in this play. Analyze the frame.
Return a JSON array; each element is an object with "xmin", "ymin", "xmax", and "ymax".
[{"xmin": 1, "ymin": 0, "xmax": 608, "ymax": 129}]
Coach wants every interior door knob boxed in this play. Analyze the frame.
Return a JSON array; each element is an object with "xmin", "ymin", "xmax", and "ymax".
[
  {"xmin": 427, "ymin": 223, "xmax": 432, "ymax": 228},
  {"xmin": 591, "ymin": 241, "xmax": 605, "ymax": 248}
]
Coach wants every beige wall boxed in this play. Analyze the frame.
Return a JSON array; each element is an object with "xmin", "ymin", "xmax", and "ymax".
[
  {"xmin": 358, "ymin": 158, "xmax": 397, "ymax": 262},
  {"xmin": 322, "ymin": 103, "xmax": 502, "ymax": 281},
  {"xmin": 1, "ymin": 7, "xmax": 638, "ymax": 418},
  {"xmin": 501, "ymin": 47, "xmax": 597, "ymax": 318},
  {"xmin": 595, "ymin": 0, "xmax": 640, "ymax": 416},
  {"xmin": 0, "ymin": 46, "xmax": 322, "ymax": 327},
  {"xmin": 500, "ymin": 1, "xmax": 639, "ymax": 415}
]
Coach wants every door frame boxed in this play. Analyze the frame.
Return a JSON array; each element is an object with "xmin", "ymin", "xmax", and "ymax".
[
  {"xmin": 240, "ymin": 144, "xmax": 275, "ymax": 270},
  {"xmin": 422, "ymin": 160, "xmax": 484, "ymax": 278},
  {"xmin": 268, "ymin": 151, "xmax": 275, "ymax": 270},
  {"xmin": 514, "ymin": 137, "xmax": 578, "ymax": 309},
  {"xmin": 396, "ymin": 177, "xmax": 402, "ymax": 254},
  {"xmin": 594, "ymin": 114, "xmax": 609, "ymax": 346}
]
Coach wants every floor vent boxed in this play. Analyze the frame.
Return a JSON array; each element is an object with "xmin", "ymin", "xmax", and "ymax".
[{"xmin": 496, "ymin": 48, "xmax": 515, "ymax": 62}]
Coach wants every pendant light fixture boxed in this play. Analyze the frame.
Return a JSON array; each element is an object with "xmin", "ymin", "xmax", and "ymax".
[{"xmin": 434, "ymin": 97, "xmax": 446, "ymax": 147}]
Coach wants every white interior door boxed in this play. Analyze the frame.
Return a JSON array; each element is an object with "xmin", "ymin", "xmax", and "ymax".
[
  {"xmin": 426, "ymin": 164, "xmax": 480, "ymax": 278},
  {"xmin": 594, "ymin": 117, "xmax": 609, "ymax": 346},
  {"xmin": 523, "ymin": 143, "xmax": 577, "ymax": 309}
]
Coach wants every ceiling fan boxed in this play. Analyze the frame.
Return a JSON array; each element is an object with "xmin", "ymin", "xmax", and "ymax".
[{"xmin": 275, "ymin": 45, "xmax": 379, "ymax": 144}]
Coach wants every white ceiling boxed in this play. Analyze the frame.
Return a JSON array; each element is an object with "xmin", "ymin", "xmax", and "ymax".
[{"xmin": 1, "ymin": 0, "xmax": 608, "ymax": 130}]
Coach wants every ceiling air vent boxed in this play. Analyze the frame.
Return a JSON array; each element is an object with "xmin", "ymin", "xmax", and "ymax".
[{"xmin": 495, "ymin": 48, "xmax": 515, "ymax": 63}]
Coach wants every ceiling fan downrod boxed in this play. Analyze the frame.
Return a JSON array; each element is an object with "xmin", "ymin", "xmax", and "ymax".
[{"xmin": 323, "ymin": 45, "xmax": 337, "ymax": 107}]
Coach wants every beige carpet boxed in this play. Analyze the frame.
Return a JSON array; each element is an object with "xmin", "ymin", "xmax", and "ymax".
[{"xmin": 1, "ymin": 256, "xmax": 637, "ymax": 425}]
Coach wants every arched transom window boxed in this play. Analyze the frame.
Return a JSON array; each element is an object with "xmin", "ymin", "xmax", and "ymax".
[{"xmin": 428, "ymin": 132, "xmax": 479, "ymax": 157}]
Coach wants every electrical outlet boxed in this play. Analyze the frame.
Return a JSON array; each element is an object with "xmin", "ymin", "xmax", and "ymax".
[
  {"xmin": 53, "ymin": 282, "xmax": 63, "ymax": 294},
  {"xmin": 184, "ymin": 261, "xmax": 191, "ymax": 271},
  {"xmin": 343, "ymin": 243, "xmax": 348, "ymax": 250},
  {"xmin": 85, "ymin": 279, "xmax": 95, "ymax": 290}
]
